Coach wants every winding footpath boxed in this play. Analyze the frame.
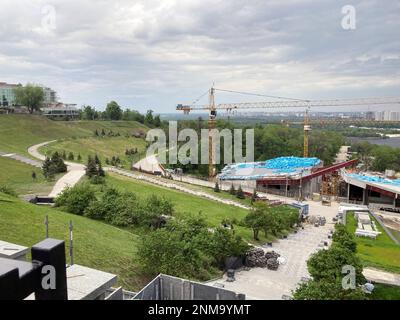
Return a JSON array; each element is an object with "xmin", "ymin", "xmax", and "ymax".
[{"xmin": 27, "ymin": 141, "xmax": 86, "ymax": 197}]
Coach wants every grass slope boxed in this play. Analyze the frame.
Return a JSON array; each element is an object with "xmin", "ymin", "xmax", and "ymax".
[
  {"xmin": 346, "ymin": 213, "xmax": 400, "ymax": 273},
  {"xmin": 40, "ymin": 136, "xmax": 147, "ymax": 169},
  {"xmin": 0, "ymin": 192, "xmax": 146, "ymax": 290},
  {"xmin": 0, "ymin": 157, "xmax": 56, "ymax": 195},
  {"xmin": 0, "ymin": 114, "xmax": 147, "ymax": 157},
  {"xmin": 105, "ymin": 173, "xmax": 295, "ymax": 243}
]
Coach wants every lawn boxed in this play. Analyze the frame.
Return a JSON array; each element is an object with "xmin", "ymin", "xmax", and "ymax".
[
  {"xmin": 104, "ymin": 173, "xmax": 295, "ymax": 243},
  {"xmin": 0, "ymin": 157, "xmax": 57, "ymax": 195},
  {"xmin": 346, "ymin": 212, "xmax": 400, "ymax": 273},
  {"xmin": 370, "ymin": 284, "xmax": 400, "ymax": 300},
  {"xmin": 0, "ymin": 192, "xmax": 147, "ymax": 291},
  {"xmin": 0, "ymin": 114, "xmax": 147, "ymax": 157},
  {"xmin": 40, "ymin": 136, "xmax": 147, "ymax": 169}
]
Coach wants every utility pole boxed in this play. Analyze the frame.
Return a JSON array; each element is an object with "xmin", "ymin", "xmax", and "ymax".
[
  {"xmin": 285, "ymin": 174, "xmax": 289, "ymax": 198},
  {"xmin": 208, "ymin": 86, "xmax": 217, "ymax": 180},
  {"xmin": 44, "ymin": 215, "xmax": 49, "ymax": 238},
  {"xmin": 69, "ymin": 220, "xmax": 74, "ymax": 266}
]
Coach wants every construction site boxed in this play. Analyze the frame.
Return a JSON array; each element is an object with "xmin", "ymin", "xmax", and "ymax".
[{"xmin": 175, "ymin": 87, "xmax": 400, "ymax": 209}]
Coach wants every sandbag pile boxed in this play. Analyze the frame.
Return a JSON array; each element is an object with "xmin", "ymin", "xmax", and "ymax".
[
  {"xmin": 245, "ymin": 249, "xmax": 281, "ymax": 270},
  {"xmin": 245, "ymin": 248, "xmax": 267, "ymax": 268}
]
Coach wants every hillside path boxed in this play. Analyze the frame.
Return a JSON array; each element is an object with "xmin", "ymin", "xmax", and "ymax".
[{"xmin": 28, "ymin": 141, "xmax": 86, "ymax": 197}]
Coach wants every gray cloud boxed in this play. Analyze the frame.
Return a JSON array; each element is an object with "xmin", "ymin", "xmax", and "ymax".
[{"xmin": 0, "ymin": 0, "xmax": 399, "ymax": 112}]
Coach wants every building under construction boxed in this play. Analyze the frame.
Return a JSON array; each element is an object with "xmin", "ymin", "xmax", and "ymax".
[{"xmin": 218, "ymin": 156, "xmax": 357, "ymax": 199}]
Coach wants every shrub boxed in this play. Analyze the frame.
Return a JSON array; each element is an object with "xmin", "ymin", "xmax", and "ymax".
[
  {"xmin": 55, "ymin": 184, "xmax": 96, "ymax": 215},
  {"xmin": 236, "ymin": 185, "xmax": 245, "ymax": 199}
]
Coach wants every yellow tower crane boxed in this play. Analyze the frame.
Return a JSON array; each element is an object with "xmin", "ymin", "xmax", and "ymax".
[{"xmin": 177, "ymin": 87, "xmax": 400, "ymax": 179}]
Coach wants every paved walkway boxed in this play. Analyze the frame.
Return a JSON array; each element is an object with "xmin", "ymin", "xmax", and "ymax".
[
  {"xmin": 27, "ymin": 141, "xmax": 86, "ymax": 197},
  {"xmin": 207, "ymin": 207, "xmax": 338, "ymax": 299},
  {"xmin": 363, "ymin": 267, "xmax": 400, "ymax": 286},
  {"xmin": 0, "ymin": 152, "xmax": 42, "ymax": 168}
]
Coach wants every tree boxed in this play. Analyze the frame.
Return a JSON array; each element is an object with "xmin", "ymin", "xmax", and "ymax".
[
  {"xmin": 81, "ymin": 105, "xmax": 96, "ymax": 120},
  {"xmin": 153, "ymin": 114, "xmax": 161, "ymax": 127},
  {"xmin": 55, "ymin": 183, "xmax": 96, "ymax": 215},
  {"xmin": 13, "ymin": 84, "xmax": 44, "ymax": 113},
  {"xmin": 243, "ymin": 204, "xmax": 267, "ymax": 240},
  {"xmin": 86, "ymin": 156, "xmax": 98, "ymax": 178},
  {"xmin": 236, "ymin": 185, "xmax": 245, "ymax": 199},
  {"xmin": 251, "ymin": 189, "xmax": 258, "ymax": 204},
  {"xmin": 144, "ymin": 110, "xmax": 154, "ymax": 126},
  {"xmin": 68, "ymin": 152, "xmax": 74, "ymax": 161},
  {"xmin": 77, "ymin": 154, "xmax": 82, "ymax": 162},
  {"xmin": 105, "ymin": 101, "xmax": 122, "ymax": 120},
  {"xmin": 332, "ymin": 224, "xmax": 357, "ymax": 253},
  {"xmin": 293, "ymin": 224, "xmax": 367, "ymax": 300}
]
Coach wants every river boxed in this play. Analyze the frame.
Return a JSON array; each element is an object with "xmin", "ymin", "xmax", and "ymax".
[{"xmin": 349, "ymin": 136, "xmax": 400, "ymax": 148}]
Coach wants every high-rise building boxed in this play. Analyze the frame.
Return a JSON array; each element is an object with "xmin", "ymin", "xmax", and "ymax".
[
  {"xmin": 0, "ymin": 82, "xmax": 21, "ymax": 107},
  {"xmin": 0, "ymin": 82, "xmax": 57, "ymax": 108},
  {"xmin": 374, "ymin": 110, "xmax": 400, "ymax": 121}
]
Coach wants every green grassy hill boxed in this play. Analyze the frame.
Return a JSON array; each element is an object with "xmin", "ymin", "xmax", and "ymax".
[
  {"xmin": 40, "ymin": 136, "xmax": 147, "ymax": 169},
  {"xmin": 0, "ymin": 157, "xmax": 56, "ymax": 195},
  {"xmin": 0, "ymin": 114, "xmax": 147, "ymax": 157},
  {"xmin": 105, "ymin": 173, "xmax": 295, "ymax": 243},
  {"xmin": 0, "ymin": 192, "xmax": 147, "ymax": 291}
]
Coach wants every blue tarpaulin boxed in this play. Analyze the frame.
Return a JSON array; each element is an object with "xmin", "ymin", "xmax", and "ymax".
[
  {"xmin": 219, "ymin": 157, "xmax": 321, "ymax": 180},
  {"xmin": 346, "ymin": 173, "xmax": 400, "ymax": 187}
]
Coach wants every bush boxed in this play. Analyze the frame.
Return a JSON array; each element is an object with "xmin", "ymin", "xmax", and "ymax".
[
  {"xmin": 84, "ymin": 187, "xmax": 174, "ymax": 228},
  {"xmin": 55, "ymin": 184, "xmax": 96, "ymax": 215},
  {"xmin": 42, "ymin": 152, "xmax": 67, "ymax": 179},
  {"xmin": 332, "ymin": 223, "xmax": 357, "ymax": 253},
  {"xmin": 236, "ymin": 185, "xmax": 245, "ymax": 199},
  {"xmin": 137, "ymin": 215, "xmax": 248, "ymax": 280}
]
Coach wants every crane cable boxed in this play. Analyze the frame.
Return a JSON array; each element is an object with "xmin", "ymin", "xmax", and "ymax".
[{"xmin": 214, "ymin": 88, "xmax": 309, "ymax": 102}]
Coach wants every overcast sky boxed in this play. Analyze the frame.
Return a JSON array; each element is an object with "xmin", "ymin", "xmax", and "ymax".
[{"xmin": 0, "ymin": 0, "xmax": 399, "ymax": 112}]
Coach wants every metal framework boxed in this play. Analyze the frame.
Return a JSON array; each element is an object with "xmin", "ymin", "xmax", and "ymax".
[{"xmin": 177, "ymin": 86, "xmax": 400, "ymax": 179}]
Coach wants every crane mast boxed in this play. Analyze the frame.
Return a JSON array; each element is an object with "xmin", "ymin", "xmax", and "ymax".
[{"xmin": 177, "ymin": 87, "xmax": 400, "ymax": 178}]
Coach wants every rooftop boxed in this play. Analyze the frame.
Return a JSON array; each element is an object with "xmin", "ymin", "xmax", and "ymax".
[
  {"xmin": 219, "ymin": 156, "xmax": 322, "ymax": 180},
  {"xmin": 344, "ymin": 172, "xmax": 400, "ymax": 195}
]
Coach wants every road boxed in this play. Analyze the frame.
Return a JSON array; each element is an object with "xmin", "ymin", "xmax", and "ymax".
[{"xmin": 28, "ymin": 141, "xmax": 86, "ymax": 197}]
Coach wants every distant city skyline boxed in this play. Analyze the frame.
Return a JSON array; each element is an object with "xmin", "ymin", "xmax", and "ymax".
[{"xmin": 1, "ymin": 0, "xmax": 399, "ymax": 112}]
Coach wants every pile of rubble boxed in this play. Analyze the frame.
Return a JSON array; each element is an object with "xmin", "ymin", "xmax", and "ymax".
[{"xmin": 245, "ymin": 248, "xmax": 281, "ymax": 270}]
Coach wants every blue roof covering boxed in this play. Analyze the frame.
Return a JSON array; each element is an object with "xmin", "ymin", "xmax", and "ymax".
[
  {"xmin": 346, "ymin": 173, "xmax": 400, "ymax": 187},
  {"xmin": 219, "ymin": 156, "xmax": 321, "ymax": 180}
]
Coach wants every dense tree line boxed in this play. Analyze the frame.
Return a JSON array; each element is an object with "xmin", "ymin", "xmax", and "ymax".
[
  {"xmin": 80, "ymin": 103, "xmax": 162, "ymax": 127},
  {"xmin": 351, "ymin": 141, "xmax": 400, "ymax": 172},
  {"xmin": 166, "ymin": 122, "xmax": 345, "ymax": 177}
]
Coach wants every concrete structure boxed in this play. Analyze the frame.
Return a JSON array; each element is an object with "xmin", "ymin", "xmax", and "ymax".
[
  {"xmin": 374, "ymin": 110, "xmax": 400, "ymax": 122},
  {"xmin": 343, "ymin": 172, "xmax": 400, "ymax": 208},
  {"xmin": 133, "ymin": 274, "xmax": 245, "ymax": 300},
  {"xmin": 0, "ymin": 240, "xmax": 29, "ymax": 261},
  {"xmin": 219, "ymin": 157, "xmax": 357, "ymax": 199},
  {"xmin": 0, "ymin": 82, "xmax": 57, "ymax": 110},
  {"xmin": 0, "ymin": 82, "xmax": 21, "ymax": 108},
  {"xmin": 42, "ymin": 102, "xmax": 79, "ymax": 120}
]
